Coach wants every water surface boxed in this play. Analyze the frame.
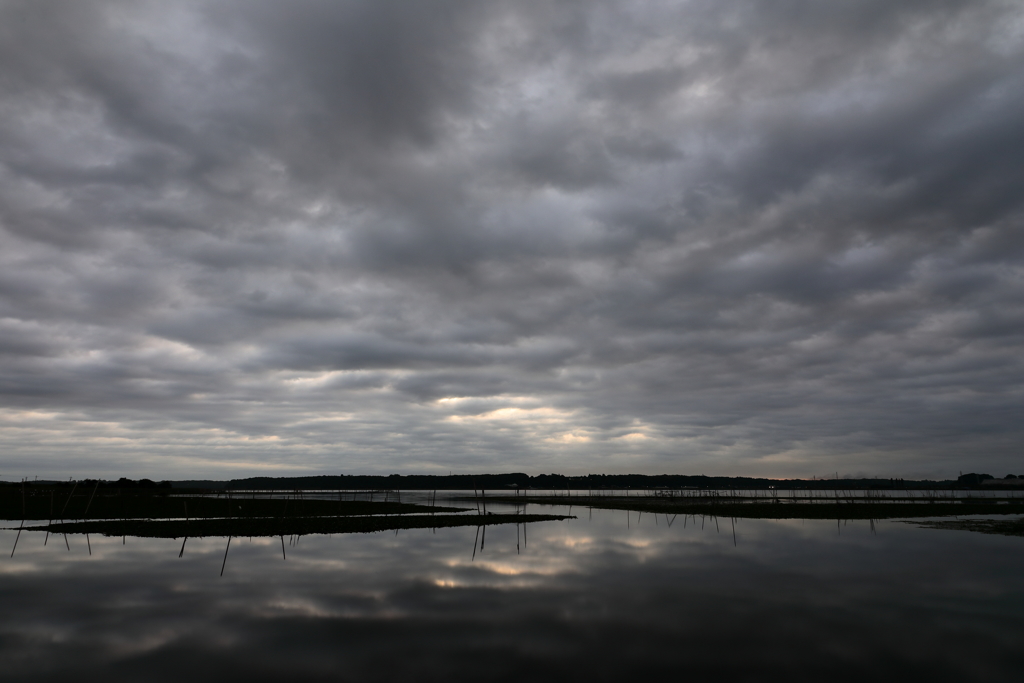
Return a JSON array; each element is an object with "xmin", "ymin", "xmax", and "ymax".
[{"xmin": 2, "ymin": 502, "xmax": 1022, "ymax": 682}]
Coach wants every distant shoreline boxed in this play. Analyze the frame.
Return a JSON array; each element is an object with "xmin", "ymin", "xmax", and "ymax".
[{"xmin": 5, "ymin": 472, "xmax": 1021, "ymax": 491}]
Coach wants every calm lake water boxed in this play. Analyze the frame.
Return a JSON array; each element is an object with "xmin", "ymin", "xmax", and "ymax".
[{"xmin": 2, "ymin": 499, "xmax": 1023, "ymax": 682}]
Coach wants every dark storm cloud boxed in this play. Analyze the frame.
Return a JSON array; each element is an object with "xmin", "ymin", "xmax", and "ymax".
[{"xmin": 0, "ymin": 0, "xmax": 1022, "ymax": 478}]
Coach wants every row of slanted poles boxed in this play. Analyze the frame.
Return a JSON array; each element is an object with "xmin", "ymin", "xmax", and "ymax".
[
  {"xmin": 24, "ymin": 480, "xmax": 85, "ymax": 555},
  {"xmin": 34, "ymin": 479, "xmax": 97, "ymax": 557}
]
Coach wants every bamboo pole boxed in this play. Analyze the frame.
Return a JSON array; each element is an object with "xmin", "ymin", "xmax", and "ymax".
[
  {"xmin": 220, "ymin": 536, "xmax": 231, "ymax": 576},
  {"xmin": 83, "ymin": 480, "xmax": 100, "ymax": 519},
  {"xmin": 44, "ymin": 489, "xmax": 54, "ymax": 546},
  {"xmin": 10, "ymin": 480, "xmax": 25, "ymax": 557}
]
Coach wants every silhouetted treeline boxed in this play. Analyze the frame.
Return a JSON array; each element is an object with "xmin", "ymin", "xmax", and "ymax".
[
  {"xmin": 13, "ymin": 473, "xmax": 1009, "ymax": 493},
  {"xmin": 959, "ymin": 473, "xmax": 994, "ymax": 486},
  {"xmin": 957, "ymin": 472, "xmax": 1024, "ymax": 488},
  {"xmin": 169, "ymin": 473, "xmax": 962, "ymax": 491},
  {"xmin": 0, "ymin": 478, "xmax": 171, "ymax": 490}
]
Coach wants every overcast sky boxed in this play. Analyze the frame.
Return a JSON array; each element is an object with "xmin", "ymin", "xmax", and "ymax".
[{"xmin": 1, "ymin": 0, "xmax": 1022, "ymax": 481}]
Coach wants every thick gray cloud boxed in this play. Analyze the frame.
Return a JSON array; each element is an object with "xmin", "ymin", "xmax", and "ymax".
[{"xmin": 1, "ymin": 0, "xmax": 1022, "ymax": 479}]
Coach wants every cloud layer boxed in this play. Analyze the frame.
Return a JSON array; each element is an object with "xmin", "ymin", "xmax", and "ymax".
[{"xmin": 2, "ymin": 0, "xmax": 1023, "ymax": 478}]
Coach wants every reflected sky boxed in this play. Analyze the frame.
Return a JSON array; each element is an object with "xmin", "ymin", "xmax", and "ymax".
[{"xmin": 3, "ymin": 505, "xmax": 1024, "ymax": 682}]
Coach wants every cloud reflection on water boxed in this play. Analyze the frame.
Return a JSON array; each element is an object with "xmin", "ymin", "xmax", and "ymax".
[{"xmin": 2, "ymin": 507, "xmax": 1023, "ymax": 682}]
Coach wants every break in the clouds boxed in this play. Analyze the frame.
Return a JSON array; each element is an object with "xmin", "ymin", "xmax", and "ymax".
[{"xmin": 1, "ymin": 0, "xmax": 1023, "ymax": 479}]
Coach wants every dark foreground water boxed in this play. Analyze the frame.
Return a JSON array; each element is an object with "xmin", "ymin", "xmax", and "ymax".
[{"xmin": 2, "ymin": 502, "xmax": 1023, "ymax": 682}]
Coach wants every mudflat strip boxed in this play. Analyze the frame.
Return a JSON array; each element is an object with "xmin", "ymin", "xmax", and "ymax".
[
  {"xmin": 908, "ymin": 517, "xmax": 1024, "ymax": 537},
  {"xmin": 21, "ymin": 513, "xmax": 575, "ymax": 539},
  {"xmin": 488, "ymin": 496, "xmax": 1024, "ymax": 520}
]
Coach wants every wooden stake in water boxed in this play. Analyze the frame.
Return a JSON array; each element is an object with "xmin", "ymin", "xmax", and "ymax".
[
  {"xmin": 10, "ymin": 517, "xmax": 23, "ymax": 558},
  {"xmin": 220, "ymin": 536, "xmax": 232, "ymax": 576},
  {"xmin": 11, "ymin": 480, "xmax": 26, "ymax": 557},
  {"xmin": 83, "ymin": 480, "xmax": 100, "ymax": 519},
  {"xmin": 44, "ymin": 489, "xmax": 54, "ymax": 546}
]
